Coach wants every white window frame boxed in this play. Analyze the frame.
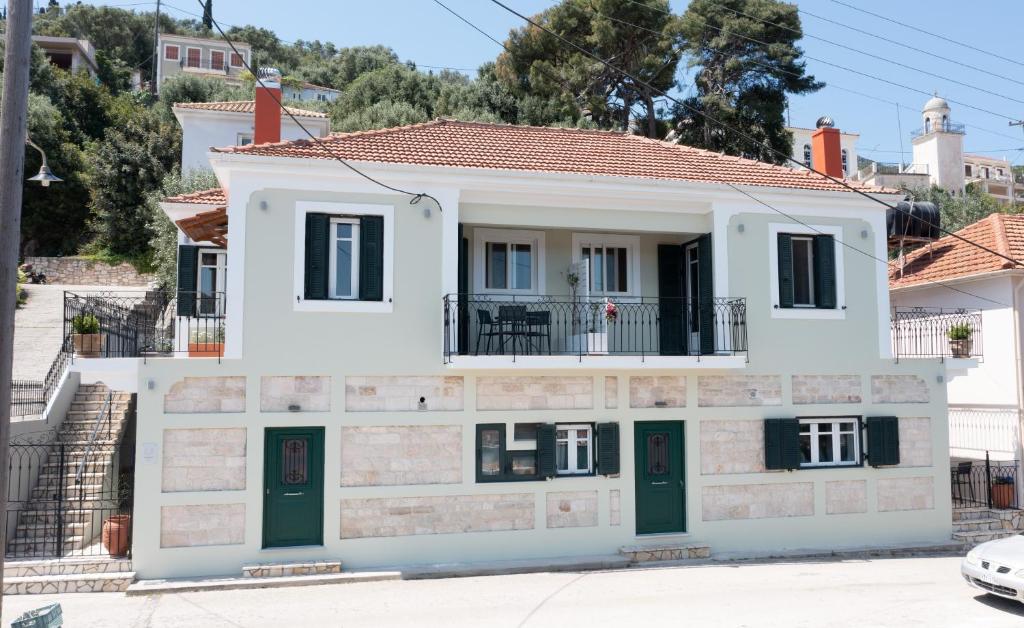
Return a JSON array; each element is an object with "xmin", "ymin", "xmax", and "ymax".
[
  {"xmin": 164, "ymin": 44, "xmax": 179, "ymax": 61},
  {"xmin": 798, "ymin": 417, "xmax": 861, "ymax": 468},
  {"xmin": 570, "ymin": 233, "xmax": 641, "ymax": 297},
  {"xmin": 841, "ymin": 149, "xmax": 849, "ymax": 175},
  {"xmin": 790, "ymin": 235, "xmax": 816, "ymax": 308},
  {"xmin": 328, "ymin": 217, "xmax": 360, "ymax": 300},
  {"xmin": 555, "ymin": 423, "xmax": 593, "ymax": 475},
  {"xmin": 210, "ymin": 49, "xmax": 225, "ymax": 71},
  {"xmin": 185, "ymin": 46, "xmax": 202, "ymax": 69},
  {"xmin": 472, "ymin": 228, "xmax": 545, "ymax": 295},
  {"xmin": 294, "ymin": 201, "xmax": 394, "ymax": 313},
  {"xmin": 229, "ymin": 51, "xmax": 246, "ymax": 67},
  {"xmin": 236, "ymin": 133, "xmax": 253, "ymax": 146},
  {"xmin": 768, "ymin": 223, "xmax": 845, "ymax": 320},
  {"xmin": 196, "ymin": 249, "xmax": 227, "ymax": 318}
]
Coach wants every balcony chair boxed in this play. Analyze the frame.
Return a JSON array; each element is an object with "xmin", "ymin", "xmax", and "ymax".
[{"xmin": 524, "ymin": 310, "xmax": 552, "ymax": 355}]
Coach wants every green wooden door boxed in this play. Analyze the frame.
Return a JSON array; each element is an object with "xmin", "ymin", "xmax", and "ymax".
[
  {"xmin": 634, "ymin": 421, "xmax": 686, "ymax": 534},
  {"xmin": 263, "ymin": 427, "xmax": 324, "ymax": 548}
]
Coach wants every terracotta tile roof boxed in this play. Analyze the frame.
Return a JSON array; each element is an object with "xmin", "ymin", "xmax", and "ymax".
[
  {"xmin": 176, "ymin": 206, "xmax": 228, "ymax": 247},
  {"xmin": 889, "ymin": 213, "xmax": 1024, "ymax": 289},
  {"xmin": 173, "ymin": 100, "xmax": 328, "ymax": 119},
  {"xmin": 163, "ymin": 188, "xmax": 227, "ymax": 205},
  {"xmin": 212, "ymin": 119, "xmax": 894, "ymax": 194}
]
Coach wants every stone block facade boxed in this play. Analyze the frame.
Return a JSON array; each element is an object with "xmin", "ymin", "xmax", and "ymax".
[
  {"xmin": 546, "ymin": 491, "xmax": 599, "ymax": 528},
  {"xmin": 340, "ymin": 425, "xmax": 462, "ymax": 486},
  {"xmin": 260, "ymin": 376, "xmax": 330, "ymax": 412},
  {"xmin": 160, "ymin": 503, "xmax": 245, "ymax": 548},
  {"xmin": 702, "ymin": 482, "xmax": 814, "ymax": 521},
  {"xmin": 345, "ymin": 376, "xmax": 464, "ymax": 412},
  {"xmin": 877, "ymin": 477, "xmax": 935, "ymax": 512},
  {"xmin": 609, "ymin": 489, "xmax": 621, "ymax": 526},
  {"xmin": 164, "ymin": 376, "xmax": 245, "ymax": 413},
  {"xmin": 605, "ymin": 376, "xmax": 618, "ymax": 409},
  {"xmin": 700, "ymin": 420, "xmax": 765, "ymax": 475},
  {"xmin": 629, "ymin": 376, "xmax": 686, "ymax": 408},
  {"xmin": 826, "ymin": 480, "xmax": 867, "ymax": 515},
  {"xmin": 22, "ymin": 255, "xmax": 153, "ymax": 286},
  {"xmin": 791, "ymin": 375, "xmax": 862, "ymax": 405},
  {"xmin": 871, "ymin": 375, "xmax": 929, "ymax": 404},
  {"xmin": 698, "ymin": 376, "xmax": 782, "ymax": 407},
  {"xmin": 899, "ymin": 418, "xmax": 933, "ymax": 467},
  {"xmin": 162, "ymin": 428, "xmax": 246, "ymax": 492},
  {"xmin": 476, "ymin": 376, "xmax": 592, "ymax": 411},
  {"xmin": 340, "ymin": 494, "xmax": 534, "ymax": 538}
]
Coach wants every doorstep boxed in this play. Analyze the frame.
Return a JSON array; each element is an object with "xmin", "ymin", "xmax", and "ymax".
[{"xmin": 619, "ymin": 542, "xmax": 710, "ymax": 563}]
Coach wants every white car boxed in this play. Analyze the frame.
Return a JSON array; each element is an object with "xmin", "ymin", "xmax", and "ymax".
[{"xmin": 962, "ymin": 535, "xmax": 1024, "ymax": 602}]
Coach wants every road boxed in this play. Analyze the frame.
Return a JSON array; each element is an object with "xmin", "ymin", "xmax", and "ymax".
[{"xmin": 1, "ymin": 555, "xmax": 1022, "ymax": 627}]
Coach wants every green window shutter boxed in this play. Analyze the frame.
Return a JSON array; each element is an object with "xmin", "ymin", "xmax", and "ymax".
[
  {"xmin": 359, "ymin": 215, "xmax": 385, "ymax": 301},
  {"xmin": 304, "ymin": 213, "xmax": 329, "ymax": 300},
  {"xmin": 764, "ymin": 418, "xmax": 801, "ymax": 470},
  {"xmin": 777, "ymin": 234, "xmax": 794, "ymax": 309},
  {"xmin": 596, "ymin": 422, "xmax": 620, "ymax": 476},
  {"xmin": 537, "ymin": 424, "xmax": 557, "ymax": 478},
  {"xmin": 866, "ymin": 416, "xmax": 900, "ymax": 466},
  {"xmin": 697, "ymin": 233, "xmax": 715, "ymax": 355},
  {"xmin": 813, "ymin": 234, "xmax": 837, "ymax": 309},
  {"xmin": 176, "ymin": 245, "xmax": 199, "ymax": 317}
]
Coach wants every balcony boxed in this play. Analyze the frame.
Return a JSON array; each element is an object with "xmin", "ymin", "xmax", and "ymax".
[
  {"xmin": 890, "ymin": 306, "xmax": 982, "ymax": 361},
  {"xmin": 911, "ymin": 121, "xmax": 966, "ymax": 138},
  {"xmin": 443, "ymin": 294, "xmax": 747, "ymax": 368}
]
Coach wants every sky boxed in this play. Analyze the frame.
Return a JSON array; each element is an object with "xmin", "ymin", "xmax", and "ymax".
[{"xmin": 63, "ymin": 0, "xmax": 1024, "ymax": 166}]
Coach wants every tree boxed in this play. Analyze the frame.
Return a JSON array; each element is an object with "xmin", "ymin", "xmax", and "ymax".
[
  {"xmin": 202, "ymin": 0, "xmax": 213, "ymax": 30},
  {"xmin": 147, "ymin": 169, "xmax": 219, "ymax": 289},
  {"xmin": 154, "ymin": 74, "xmax": 251, "ymax": 123},
  {"xmin": 670, "ymin": 0, "xmax": 821, "ymax": 163},
  {"xmin": 904, "ymin": 184, "xmax": 1020, "ymax": 234}
]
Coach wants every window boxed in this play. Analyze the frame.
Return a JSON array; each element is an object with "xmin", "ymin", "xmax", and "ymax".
[
  {"xmin": 555, "ymin": 424, "xmax": 592, "ymax": 475},
  {"xmin": 317, "ymin": 93, "xmax": 328, "ymax": 102},
  {"xmin": 328, "ymin": 218, "xmax": 360, "ymax": 299},
  {"xmin": 230, "ymin": 52, "xmax": 245, "ymax": 67},
  {"xmin": 164, "ymin": 45, "xmax": 179, "ymax": 61},
  {"xmin": 924, "ymin": 117, "xmax": 932, "ymax": 134},
  {"xmin": 982, "ymin": 167, "xmax": 990, "ymax": 179},
  {"xmin": 790, "ymin": 236, "xmax": 815, "ymax": 307},
  {"xmin": 485, "ymin": 242, "xmax": 532, "ymax": 291},
  {"xmin": 197, "ymin": 250, "xmax": 226, "ymax": 316},
  {"xmin": 236, "ymin": 133, "xmax": 253, "ymax": 146},
  {"xmin": 581, "ymin": 245, "xmax": 628, "ymax": 294},
  {"xmin": 798, "ymin": 418, "xmax": 860, "ymax": 468},
  {"xmin": 476, "ymin": 424, "xmax": 538, "ymax": 482},
  {"xmin": 186, "ymin": 47, "xmax": 201, "ymax": 68},
  {"xmin": 841, "ymin": 149, "xmax": 849, "ymax": 175},
  {"xmin": 775, "ymin": 231, "xmax": 838, "ymax": 312},
  {"xmin": 210, "ymin": 50, "xmax": 225, "ymax": 71},
  {"xmin": 802, "ymin": 144, "xmax": 812, "ymax": 168},
  {"xmin": 965, "ymin": 165, "xmax": 973, "ymax": 177}
]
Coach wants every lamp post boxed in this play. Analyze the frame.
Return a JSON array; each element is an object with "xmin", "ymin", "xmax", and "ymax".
[{"xmin": 25, "ymin": 138, "xmax": 63, "ymax": 187}]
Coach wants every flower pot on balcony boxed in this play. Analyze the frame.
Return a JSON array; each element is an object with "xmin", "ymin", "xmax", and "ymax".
[
  {"xmin": 101, "ymin": 514, "xmax": 131, "ymax": 557},
  {"xmin": 188, "ymin": 342, "xmax": 224, "ymax": 358},
  {"xmin": 949, "ymin": 338, "xmax": 973, "ymax": 358},
  {"xmin": 992, "ymin": 481, "xmax": 1015, "ymax": 509},
  {"xmin": 73, "ymin": 333, "xmax": 104, "ymax": 358},
  {"xmin": 572, "ymin": 331, "xmax": 608, "ymax": 355}
]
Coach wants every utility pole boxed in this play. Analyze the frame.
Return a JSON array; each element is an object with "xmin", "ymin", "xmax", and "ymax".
[
  {"xmin": 0, "ymin": 0, "xmax": 34, "ymax": 614},
  {"xmin": 151, "ymin": 0, "xmax": 161, "ymax": 96},
  {"xmin": 1012, "ymin": 120, "xmax": 1023, "ymax": 208}
]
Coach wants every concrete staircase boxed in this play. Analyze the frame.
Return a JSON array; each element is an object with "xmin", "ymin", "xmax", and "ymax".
[
  {"xmin": 3, "ymin": 557, "xmax": 135, "ymax": 595},
  {"xmin": 953, "ymin": 507, "xmax": 1024, "ymax": 548}
]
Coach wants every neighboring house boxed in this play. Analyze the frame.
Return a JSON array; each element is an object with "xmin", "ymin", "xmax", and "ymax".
[
  {"xmin": 964, "ymin": 154, "xmax": 1024, "ymax": 206},
  {"xmin": 173, "ymin": 100, "xmax": 330, "ymax": 173},
  {"xmin": 156, "ymin": 33, "xmax": 251, "ymax": 92},
  {"xmin": 283, "ymin": 81, "xmax": 340, "ymax": 103},
  {"xmin": 31, "ymin": 36, "xmax": 97, "ymax": 76},
  {"xmin": 786, "ymin": 120, "xmax": 859, "ymax": 178}
]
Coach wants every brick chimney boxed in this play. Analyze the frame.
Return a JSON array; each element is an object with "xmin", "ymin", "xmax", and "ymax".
[
  {"xmin": 810, "ymin": 116, "xmax": 844, "ymax": 178},
  {"xmin": 254, "ymin": 68, "xmax": 282, "ymax": 145}
]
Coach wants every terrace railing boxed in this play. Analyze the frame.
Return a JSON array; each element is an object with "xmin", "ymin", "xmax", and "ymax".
[
  {"xmin": 951, "ymin": 453, "xmax": 1020, "ymax": 510},
  {"xmin": 891, "ymin": 306, "xmax": 982, "ymax": 360}
]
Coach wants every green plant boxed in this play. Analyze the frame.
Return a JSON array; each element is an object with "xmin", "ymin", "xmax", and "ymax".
[
  {"xmin": 72, "ymin": 313, "xmax": 100, "ymax": 335},
  {"xmin": 15, "ymin": 268, "xmax": 27, "ymax": 308},
  {"xmin": 947, "ymin": 324, "xmax": 973, "ymax": 341},
  {"xmin": 190, "ymin": 326, "xmax": 225, "ymax": 344}
]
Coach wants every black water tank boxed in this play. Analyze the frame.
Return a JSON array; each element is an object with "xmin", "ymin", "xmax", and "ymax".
[{"xmin": 887, "ymin": 201, "xmax": 940, "ymax": 241}]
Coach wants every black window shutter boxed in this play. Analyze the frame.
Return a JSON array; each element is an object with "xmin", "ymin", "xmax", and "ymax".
[
  {"xmin": 176, "ymin": 244, "xmax": 199, "ymax": 317},
  {"xmin": 777, "ymin": 234, "xmax": 794, "ymax": 308},
  {"xmin": 596, "ymin": 422, "xmax": 620, "ymax": 476},
  {"xmin": 537, "ymin": 424, "xmax": 557, "ymax": 478},
  {"xmin": 814, "ymin": 234, "xmax": 837, "ymax": 309},
  {"xmin": 359, "ymin": 215, "xmax": 384, "ymax": 301},
  {"xmin": 657, "ymin": 244, "xmax": 686, "ymax": 356},
  {"xmin": 764, "ymin": 418, "xmax": 801, "ymax": 470},
  {"xmin": 304, "ymin": 213, "xmax": 329, "ymax": 300},
  {"xmin": 697, "ymin": 234, "xmax": 715, "ymax": 355},
  {"xmin": 866, "ymin": 416, "xmax": 900, "ymax": 466}
]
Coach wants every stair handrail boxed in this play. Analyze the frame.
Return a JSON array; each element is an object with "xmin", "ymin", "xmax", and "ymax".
[{"xmin": 74, "ymin": 390, "xmax": 113, "ymax": 489}]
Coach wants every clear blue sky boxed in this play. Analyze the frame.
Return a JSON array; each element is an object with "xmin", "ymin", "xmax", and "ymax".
[{"xmin": 67, "ymin": 0, "xmax": 1024, "ymax": 164}]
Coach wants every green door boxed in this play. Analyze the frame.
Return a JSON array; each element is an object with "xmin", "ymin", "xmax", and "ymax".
[
  {"xmin": 634, "ymin": 421, "xmax": 686, "ymax": 534},
  {"xmin": 263, "ymin": 427, "xmax": 324, "ymax": 548}
]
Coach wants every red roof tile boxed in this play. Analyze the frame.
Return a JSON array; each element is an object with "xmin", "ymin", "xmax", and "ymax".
[
  {"xmin": 889, "ymin": 213, "xmax": 1024, "ymax": 289},
  {"xmin": 173, "ymin": 100, "xmax": 328, "ymax": 119},
  {"xmin": 163, "ymin": 188, "xmax": 227, "ymax": 205},
  {"xmin": 212, "ymin": 119, "xmax": 894, "ymax": 194}
]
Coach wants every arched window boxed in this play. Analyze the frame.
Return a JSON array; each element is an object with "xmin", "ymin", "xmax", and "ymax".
[
  {"xmin": 941, "ymin": 115, "xmax": 948, "ymax": 130},
  {"xmin": 841, "ymin": 149, "xmax": 849, "ymax": 174},
  {"xmin": 803, "ymin": 144, "xmax": 812, "ymax": 168},
  {"xmin": 924, "ymin": 117, "xmax": 932, "ymax": 133}
]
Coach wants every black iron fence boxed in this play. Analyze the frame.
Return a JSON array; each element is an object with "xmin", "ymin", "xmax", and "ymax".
[
  {"xmin": 891, "ymin": 306, "xmax": 983, "ymax": 360},
  {"xmin": 10, "ymin": 381, "xmax": 44, "ymax": 418},
  {"xmin": 443, "ymin": 294, "xmax": 747, "ymax": 361},
  {"xmin": 951, "ymin": 454, "xmax": 1019, "ymax": 510}
]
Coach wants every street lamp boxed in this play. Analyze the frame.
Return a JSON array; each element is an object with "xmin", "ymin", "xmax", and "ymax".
[{"xmin": 25, "ymin": 137, "xmax": 61, "ymax": 187}]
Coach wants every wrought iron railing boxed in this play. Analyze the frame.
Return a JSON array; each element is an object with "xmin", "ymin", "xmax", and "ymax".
[
  {"xmin": 443, "ymin": 294, "xmax": 747, "ymax": 361},
  {"xmin": 949, "ymin": 405, "xmax": 1020, "ymax": 460},
  {"xmin": 64, "ymin": 290, "xmax": 226, "ymax": 358},
  {"xmin": 10, "ymin": 380, "xmax": 44, "ymax": 418},
  {"xmin": 951, "ymin": 454, "xmax": 1019, "ymax": 510},
  {"xmin": 891, "ymin": 306, "xmax": 982, "ymax": 360},
  {"xmin": 912, "ymin": 121, "xmax": 966, "ymax": 137}
]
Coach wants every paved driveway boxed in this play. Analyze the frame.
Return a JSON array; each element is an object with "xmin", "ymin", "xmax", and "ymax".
[{"xmin": 1, "ymin": 556, "xmax": 1021, "ymax": 627}]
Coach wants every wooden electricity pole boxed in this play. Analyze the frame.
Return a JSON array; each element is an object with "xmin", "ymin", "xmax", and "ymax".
[
  {"xmin": 151, "ymin": 0, "xmax": 161, "ymax": 95},
  {"xmin": 0, "ymin": 0, "xmax": 34, "ymax": 614}
]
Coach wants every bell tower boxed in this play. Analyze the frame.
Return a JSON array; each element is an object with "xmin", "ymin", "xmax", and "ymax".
[{"xmin": 911, "ymin": 93, "xmax": 965, "ymax": 193}]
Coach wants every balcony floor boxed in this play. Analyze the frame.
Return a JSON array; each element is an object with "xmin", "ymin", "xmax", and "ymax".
[{"xmin": 444, "ymin": 354, "xmax": 748, "ymax": 370}]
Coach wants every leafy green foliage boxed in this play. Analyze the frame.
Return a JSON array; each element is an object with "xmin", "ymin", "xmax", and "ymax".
[
  {"xmin": 72, "ymin": 313, "xmax": 100, "ymax": 335},
  {"xmin": 15, "ymin": 268, "xmax": 27, "ymax": 308},
  {"xmin": 147, "ymin": 169, "xmax": 221, "ymax": 290}
]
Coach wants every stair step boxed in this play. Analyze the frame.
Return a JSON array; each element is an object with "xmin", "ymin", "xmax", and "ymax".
[
  {"xmin": 953, "ymin": 529, "xmax": 1018, "ymax": 547},
  {"xmin": 953, "ymin": 517, "xmax": 1006, "ymax": 532},
  {"xmin": 242, "ymin": 559, "xmax": 343, "ymax": 578},
  {"xmin": 619, "ymin": 543, "xmax": 711, "ymax": 562},
  {"xmin": 953, "ymin": 507, "xmax": 995, "ymax": 522},
  {"xmin": 3, "ymin": 571, "xmax": 135, "ymax": 594},
  {"xmin": 4, "ymin": 557, "xmax": 131, "ymax": 578}
]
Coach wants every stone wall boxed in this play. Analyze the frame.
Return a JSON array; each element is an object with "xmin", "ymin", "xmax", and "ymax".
[
  {"xmin": 605, "ymin": 376, "xmax": 618, "ymax": 409},
  {"xmin": 826, "ymin": 480, "xmax": 867, "ymax": 515},
  {"xmin": 160, "ymin": 503, "xmax": 245, "ymax": 548},
  {"xmin": 339, "ymin": 494, "xmax": 534, "ymax": 538},
  {"xmin": 345, "ymin": 376, "xmax": 464, "ymax": 412},
  {"xmin": 629, "ymin": 376, "xmax": 686, "ymax": 408},
  {"xmin": 898, "ymin": 418, "xmax": 933, "ymax": 467},
  {"xmin": 791, "ymin": 375, "xmax": 862, "ymax": 405},
  {"xmin": 22, "ymin": 256, "xmax": 153, "ymax": 287},
  {"xmin": 871, "ymin": 375, "xmax": 929, "ymax": 404},
  {"xmin": 546, "ymin": 491, "xmax": 599, "ymax": 528},
  {"xmin": 877, "ymin": 477, "xmax": 935, "ymax": 512},
  {"xmin": 476, "ymin": 376, "xmax": 592, "ymax": 411},
  {"xmin": 261, "ymin": 376, "xmax": 330, "ymax": 412},
  {"xmin": 164, "ymin": 376, "xmax": 246, "ymax": 413},
  {"xmin": 698, "ymin": 376, "xmax": 782, "ymax": 407},
  {"xmin": 609, "ymin": 489, "xmax": 621, "ymax": 526},
  {"xmin": 702, "ymin": 482, "xmax": 814, "ymax": 521},
  {"xmin": 340, "ymin": 425, "xmax": 462, "ymax": 486},
  {"xmin": 162, "ymin": 428, "xmax": 247, "ymax": 492},
  {"xmin": 700, "ymin": 420, "xmax": 765, "ymax": 475}
]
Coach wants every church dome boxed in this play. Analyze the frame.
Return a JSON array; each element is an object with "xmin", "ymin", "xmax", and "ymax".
[{"xmin": 924, "ymin": 93, "xmax": 949, "ymax": 112}]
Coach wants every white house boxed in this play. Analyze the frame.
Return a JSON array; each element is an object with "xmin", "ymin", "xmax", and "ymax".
[
  {"xmin": 283, "ymin": 81, "xmax": 340, "ymax": 103},
  {"xmin": 787, "ymin": 120, "xmax": 859, "ymax": 178},
  {"xmin": 31, "ymin": 35, "xmax": 97, "ymax": 77},
  {"xmin": 156, "ymin": 33, "xmax": 252, "ymax": 92}
]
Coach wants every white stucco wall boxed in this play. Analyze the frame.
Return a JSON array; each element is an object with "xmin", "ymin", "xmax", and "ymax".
[{"xmin": 912, "ymin": 132, "xmax": 965, "ymax": 193}]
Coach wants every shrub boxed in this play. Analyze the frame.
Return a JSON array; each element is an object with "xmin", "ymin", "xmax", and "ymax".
[
  {"xmin": 15, "ymin": 268, "xmax": 27, "ymax": 308},
  {"xmin": 72, "ymin": 313, "xmax": 100, "ymax": 335},
  {"xmin": 947, "ymin": 323, "xmax": 972, "ymax": 341}
]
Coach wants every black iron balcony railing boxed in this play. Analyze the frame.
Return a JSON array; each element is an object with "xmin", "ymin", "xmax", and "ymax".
[
  {"xmin": 443, "ymin": 294, "xmax": 747, "ymax": 362},
  {"xmin": 951, "ymin": 454, "xmax": 1019, "ymax": 510},
  {"xmin": 64, "ymin": 290, "xmax": 226, "ymax": 359},
  {"xmin": 891, "ymin": 306, "xmax": 982, "ymax": 360}
]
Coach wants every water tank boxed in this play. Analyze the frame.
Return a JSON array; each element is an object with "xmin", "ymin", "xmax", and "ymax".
[{"xmin": 887, "ymin": 201, "xmax": 940, "ymax": 244}]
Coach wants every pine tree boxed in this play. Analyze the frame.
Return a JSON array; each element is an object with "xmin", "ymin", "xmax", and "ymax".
[{"xmin": 202, "ymin": 0, "xmax": 213, "ymax": 30}]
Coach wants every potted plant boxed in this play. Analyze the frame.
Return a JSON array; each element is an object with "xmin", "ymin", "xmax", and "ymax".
[
  {"xmin": 71, "ymin": 313, "xmax": 103, "ymax": 358},
  {"xmin": 188, "ymin": 325, "xmax": 225, "ymax": 357},
  {"xmin": 992, "ymin": 475, "xmax": 1015, "ymax": 509},
  {"xmin": 947, "ymin": 323, "xmax": 973, "ymax": 358}
]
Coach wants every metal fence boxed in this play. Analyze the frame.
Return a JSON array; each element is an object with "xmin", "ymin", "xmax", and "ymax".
[
  {"xmin": 951, "ymin": 454, "xmax": 1020, "ymax": 510},
  {"xmin": 443, "ymin": 294, "xmax": 747, "ymax": 361},
  {"xmin": 10, "ymin": 380, "xmax": 44, "ymax": 418},
  {"xmin": 949, "ymin": 405, "xmax": 1020, "ymax": 461},
  {"xmin": 891, "ymin": 306, "xmax": 983, "ymax": 360}
]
